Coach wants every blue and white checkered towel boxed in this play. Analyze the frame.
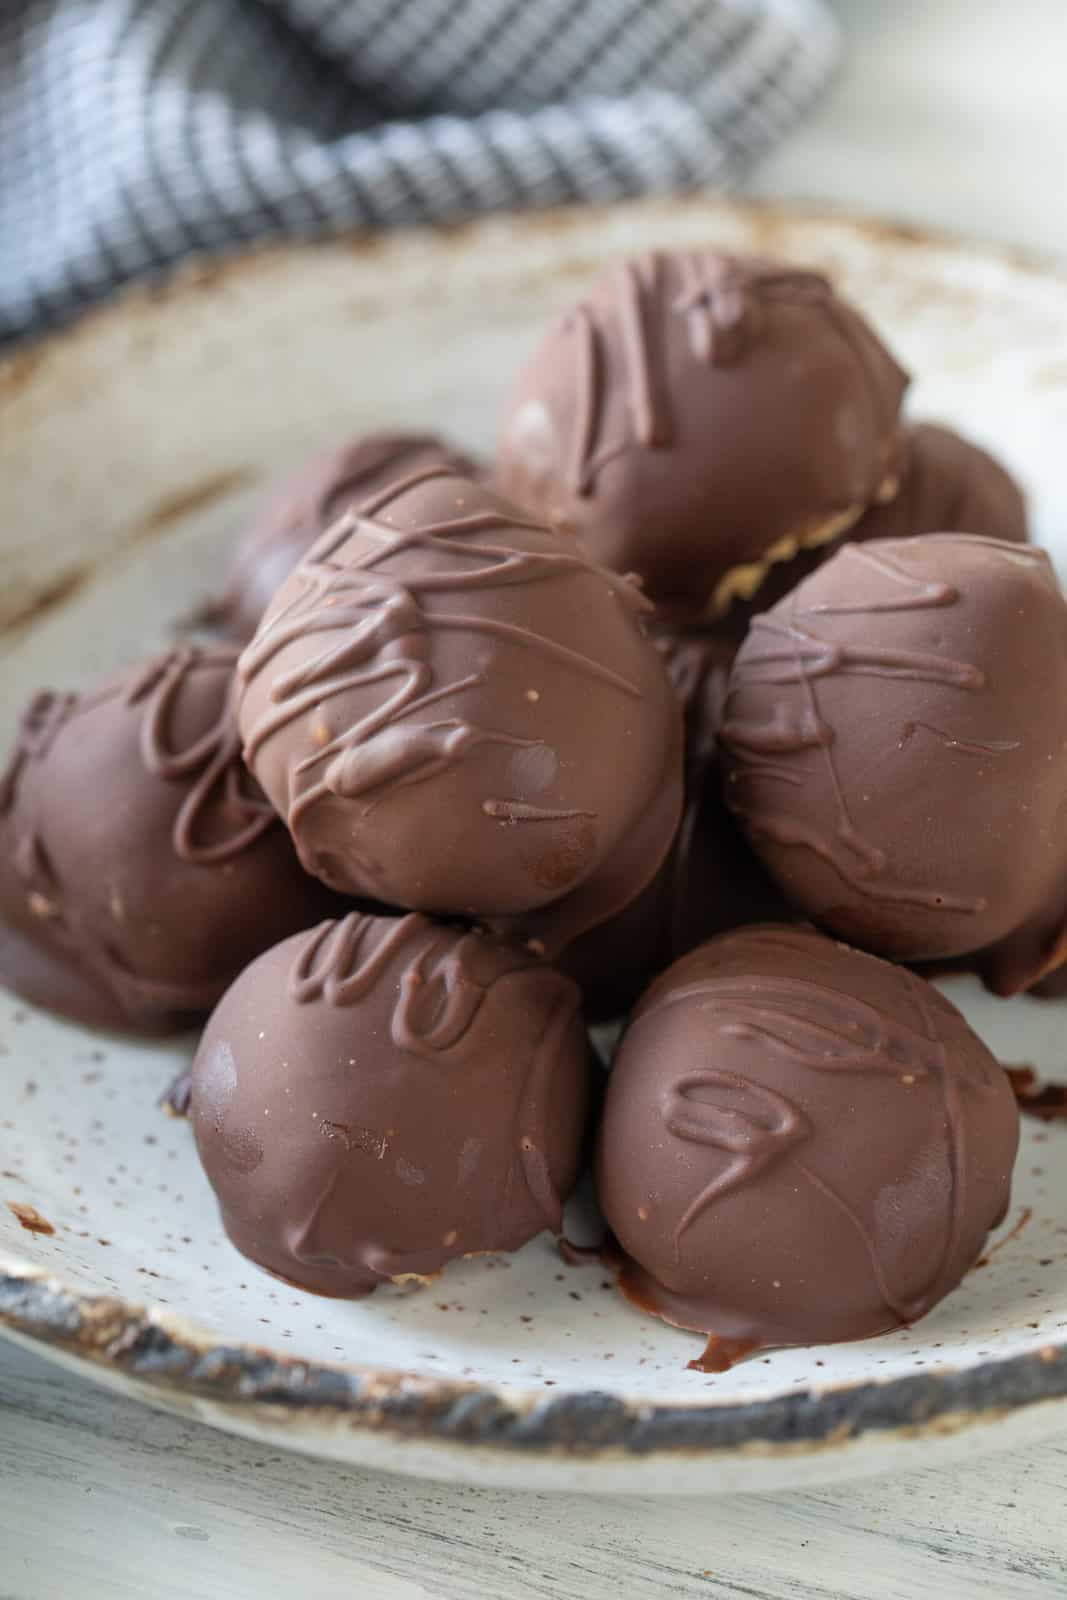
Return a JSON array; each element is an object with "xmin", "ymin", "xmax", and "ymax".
[{"xmin": 0, "ymin": 0, "xmax": 838, "ymax": 341}]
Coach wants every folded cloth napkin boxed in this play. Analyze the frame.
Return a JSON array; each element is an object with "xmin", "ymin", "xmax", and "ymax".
[{"xmin": 0, "ymin": 0, "xmax": 838, "ymax": 341}]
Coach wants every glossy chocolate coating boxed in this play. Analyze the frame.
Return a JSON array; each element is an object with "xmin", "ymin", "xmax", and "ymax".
[
  {"xmin": 192, "ymin": 912, "xmax": 592, "ymax": 1296},
  {"xmin": 497, "ymin": 251, "xmax": 907, "ymax": 616},
  {"xmin": 236, "ymin": 468, "xmax": 683, "ymax": 955},
  {"xmin": 220, "ymin": 433, "xmax": 480, "ymax": 641},
  {"xmin": 721, "ymin": 536, "xmax": 1067, "ymax": 992},
  {"xmin": 847, "ymin": 422, "xmax": 1028, "ymax": 546},
  {"xmin": 654, "ymin": 622, "xmax": 794, "ymax": 943},
  {"xmin": 1031, "ymin": 964, "xmax": 1067, "ymax": 998},
  {"xmin": 699, "ymin": 420, "xmax": 1028, "ymax": 635},
  {"xmin": 641, "ymin": 424, "xmax": 1027, "ymax": 650},
  {"xmin": 0, "ymin": 646, "xmax": 336, "ymax": 1034},
  {"xmin": 651, "ymin": 618, "xmax": 738, "ymax": 773},
  {"xmin": 596, "ymin": 925, "xmax": 1018, "ymax": 1350}
]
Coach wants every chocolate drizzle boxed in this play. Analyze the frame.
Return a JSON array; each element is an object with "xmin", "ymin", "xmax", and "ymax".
[
  {"xmin": 564, "ymin": 253, "xmax": 836, "ymax": 499},
  {"xmin": 290, "ymin": 912, "xmax": 574, "ymax": 1230},
  {"xmin": 307, "ymin": 435, "xmax": 469, "ymax": 535},
  {"xmin": 192, "ymin": 912, "xmax": 589, "ymax": 1297},
  {"xmin": 4, "ymin": 649, "xmax": 275, "ymax": 869},
  {"xmin": 801, "ymin": 543, "xmax": 959, "ymax": 615},
  {"xmin": 640, "ymin": 942, "xmax": 996, "ymax": 1321},
  {"xmin": 672, "ymin": 255, "xmax": 829, "ymax": 367},
  {"xmin": 218, "ymin": 432, "xmax": 481, "ymax": 642},
  {"xmin": 663, "ymin": 1069, "xmax": 808, "ymax": 1247},
  {"xmin": 721, "ymin": 534, "xmax": 1067, "ymax": 985},
  {"xmin": 482, "ymin": 800, "xmax": 596, "ymax": 823},
  {"xmin": 290, "ymin": 913, "xmax": 491, "ymax": 1059},
  {"xmin": 236, "ymin": 466, "xmax": 674, "ymax": 913},
  {"xmin": 566, "ymin": 305, "xmax": 602, "ymax": 496},
  {"xmin": 500, "ymin": 247, "xmax": 909, "ymax": 617},
  {"xmin": 0, "ymin": 645, "xmax": 333, "ymax": 1032},
  {"xmin": 2, "ymin": 648, "xmax": 277, "ymax": 1015},
  {"xmin": 239, "ymin": 469, "xmax": 644, "ymax": 819},
  {"xmin": 127, "ymin": 648, "xmax": 275, "ymax": 865},
  {"xmin": 897, "ymin": 722, "xmax": 1020, "ymax": 757},
  {"xmin": 723, "ymin": 543, "xmax": 1023, "ymax": 916},
  {"xmin": 0, "ymin": 692, "xmax": 77, "ymax": 816},
  {"xmin": 596, "ymin": 925, "xmax": 1018, "ymax": 1356},
  {"xmin": 614, "ymin": 255, "xmax": 672, "ymax": 449}
]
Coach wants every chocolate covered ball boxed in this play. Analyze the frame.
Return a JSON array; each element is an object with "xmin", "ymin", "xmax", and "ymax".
[
  {"xmin": 498, "ymin": 251, "xmax": 908, "ymax": 617},
  {"xmin": 192, "ymin": 912, "xmax": 592, "ymax": 1296},
  {"xmin": 561, "ymin": 621, "xmax": 788, "ymax": 1019},
  {"xmin": 721, "ymin": 536, "xmax": 1067, "ymax": 993},
  {"xmin": 220, "ymin": 432, "xmax": 480, "ymax": 641},
  {"xmin": 716, "ymin": 420, "xmax": 1030, "ymax": 632},
  {"xmin": 236, "ymin": 467, "xmax": 682, "ymax": 954},
  {"xmin": 597, "ymin": 925, "xmax": 1018, "ymax": 1355},
  {"xmin": 635, "ymin": 425, "xmax": 1026, "ymax": 661},
  {"xmin": 847, "ymin": 422, "xmax": 1028, "ymax": 546},
  {"xmin": 650, "ymin": 618, "xmax": 739, "ymax": 773},
  {"xmin": 1032, "ymin": 963, "xmax": 1067, "ymax": 999},
  {"xmin": 559, "ymin": 778, "xmax": 788, "ymax": 1020},
  {"xmin": 0, "ymin": 646, "xmax": 336, "ymax": 1034}
]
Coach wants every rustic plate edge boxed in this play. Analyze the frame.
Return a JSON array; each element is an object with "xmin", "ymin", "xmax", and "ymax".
[
  {"xmin": 4, "ymin": 193, "xmax": 1067, "ymax": 395},
  {"xmin": 4, "ymin": 1260, "xmax": 1067, "ymax": 1464}
]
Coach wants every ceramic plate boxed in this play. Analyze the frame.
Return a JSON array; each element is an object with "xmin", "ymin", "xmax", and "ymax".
[{"xmin": 3, "ymin": 199, "xmax": 1067, "ymax": 1495}]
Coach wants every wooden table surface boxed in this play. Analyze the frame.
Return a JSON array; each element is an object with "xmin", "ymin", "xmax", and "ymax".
[
  {"xmin": 3, "ymin": 1340, "xmax": 1066, "ymax": 1600},
  {"xmin": 5, "ymin": 2, "xmax": 1067, "ymax": 1596}
]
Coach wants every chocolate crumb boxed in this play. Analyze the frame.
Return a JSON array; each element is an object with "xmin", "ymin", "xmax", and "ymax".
[
  {"xmin": 1005, "ymin": 1064, "xmax": 1067, "ymax": 1121},
  {"xmin": 161, "ymin": 1070, "xmax": 193, "ymax": 1119}
]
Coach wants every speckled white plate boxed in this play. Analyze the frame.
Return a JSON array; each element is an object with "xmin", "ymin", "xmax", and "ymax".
[{"xmin": 3, "ymin": 199, "xmax": 1067, "ymax": 1495}]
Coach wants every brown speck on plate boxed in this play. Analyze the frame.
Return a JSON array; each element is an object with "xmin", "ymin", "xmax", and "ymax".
[{"xmin": 6, "ymin": 1202, "xmax": 55, "ymax": 1236}]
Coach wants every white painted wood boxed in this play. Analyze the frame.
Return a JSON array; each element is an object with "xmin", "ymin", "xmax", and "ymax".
[
  {"xmin": 2, "ymin": 1339, "xmax": 1064, "ymax": 1600},
  {"xmin": 5, "ymin": 0, "xmax": 1067, "ymax": 1588}
]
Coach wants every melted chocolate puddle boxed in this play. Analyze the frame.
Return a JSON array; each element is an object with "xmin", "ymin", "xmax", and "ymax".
[
  {"xmin": 1005, "ymin": 1064, "xmax": 1067, "ymax": 1122},
  {"xmin": 566, "ymin": 1236, "xmax": 762, "ymax": 1374},
  {"xmin": 973, "ymin": 1204, "xmax": 1033, "ymax": 1270},
  {"xmin": 687, "ymin": 1334, "xmax": 760, "ymax": 1374}
]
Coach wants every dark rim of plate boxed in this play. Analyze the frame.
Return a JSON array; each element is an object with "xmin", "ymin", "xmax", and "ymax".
[{"xmin": 2, "ymin": 1264, "xmax": 1066, "ymax": 1458}]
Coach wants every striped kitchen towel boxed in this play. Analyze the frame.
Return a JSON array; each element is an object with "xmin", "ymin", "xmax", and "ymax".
[{"xmin": 0, "ymin": 0, "xmax": 838, "ymax": 341}]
